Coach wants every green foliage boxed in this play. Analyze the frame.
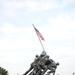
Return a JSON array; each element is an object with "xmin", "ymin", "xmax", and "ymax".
[{"xmin": 0, "ymin": 67, "xmax": 8, "ymax": 75}]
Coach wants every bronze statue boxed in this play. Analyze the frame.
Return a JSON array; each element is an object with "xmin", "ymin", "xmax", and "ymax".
[{"xmin": 23, "ymin": 51, "xmax": 59, "ymax": 75}]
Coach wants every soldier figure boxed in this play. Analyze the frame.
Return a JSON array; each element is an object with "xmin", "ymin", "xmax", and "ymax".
[
  {"xmin": 35, "ymin": 51, "xmax": 49, "ymax": 75},
  {"xmin": 23, "ymin": 55, "xmax": 40, "ymax": 75}
]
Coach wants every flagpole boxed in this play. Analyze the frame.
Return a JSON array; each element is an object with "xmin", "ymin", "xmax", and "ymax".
[{"xmin": 32, "ymin": 24, "xmax": 45, "ymax": 51}]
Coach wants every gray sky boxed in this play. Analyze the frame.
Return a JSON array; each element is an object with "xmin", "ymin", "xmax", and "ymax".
[{"xmin": 0, "ymin": 0, "xmax": 75, "ymax": 75}]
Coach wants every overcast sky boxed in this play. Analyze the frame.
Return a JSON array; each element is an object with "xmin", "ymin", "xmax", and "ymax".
[{"xmin": 0, "ymin": 0, "xmax": 75, "ymax": 75}]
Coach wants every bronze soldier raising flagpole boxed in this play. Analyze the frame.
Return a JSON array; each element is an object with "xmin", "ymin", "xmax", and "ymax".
[{"xmin": 32, "ymin": 24, "xmax": 45, "ymax": 51}]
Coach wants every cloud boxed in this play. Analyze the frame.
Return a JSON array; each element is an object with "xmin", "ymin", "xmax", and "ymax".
[
  {"xmin": 0, "ymin": 52, "xmax": 25, "ymax": 63},
  {"xmin": 25, "ymin": 1, "xmax": 59, "ymax": 11},
  {"xmin": 46, "ymin": 13, "xmax": 75, "ymax": 41},
  {"xmin": 1, "ymin": 0, "xmax": 75, "ymax": 17},
  {"xmin": 1, "ymin": 22, "xmax": 15, "ymax": 34},
  {"xmin": 2, "ymin": 0, "xmax": 75, "ymax": 13},
  {"xmin": 48, "ymin": 13, "xmax": 75, "ymax": 29},
  {"xmin": 0, "ymin": 22, "xmax": 40, "ymax": 51},
  {"xmin": 63, "ymin": 0, "xmax": 75, "ymax": 4},
  {"xmin": 2, "ymin": 0, "xmax": 55, "ymax": 12}
]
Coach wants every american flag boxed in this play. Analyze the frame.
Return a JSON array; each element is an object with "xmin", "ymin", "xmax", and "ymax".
[{"xmin": 34, "ymin": 27, "xmax": 45, "ymax": 41}]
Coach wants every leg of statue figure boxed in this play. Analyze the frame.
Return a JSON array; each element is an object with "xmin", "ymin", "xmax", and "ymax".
[
  {"xmin": 29, "ymin": 70, "xmax": 36, "ymax": 75},
  {"xmin": 41, "ymin": 68, "xmax": 47, "ymax": 75},
  {"xmin": 47, "ymin": 70, "xmax": 54, "ymax": 75},
  {"xmin": 46, "ymin": 71, "xmax": 52, "ymax": 75},
  {"xmin": 36, "ymin": 70, "xmax": 42, "ymax": 75},
  {"xmin": 52, "ymin": 71, "xmax": 55, "ymax": 75},
  {"xmin": 23, "ymin": 66, "xmax": 33, "ymax": 75},
  {"xmin": 53, "ymin": 72, "xmax": 55, "ymax": 75},
  {"xmin": 36, "ymin": 70, "xmax": 40, "ymax": 75},
  {"xmin": 39, "ymin": 64, "xmax": 48, "ymax": 75},
  {"xmin": 49, "ymin": 73, "xmax": 51, "ymax": 75},
  {"xmin": 48, "ymin": 73, "xmax": 51, "ymax": 75},
  {"xmin": 47, "ymin": 72, "xmax": 51, "ymax": 75},
  {"xmin": 29, "ymin": 71, "xmax": 33, "ymax": 75}
]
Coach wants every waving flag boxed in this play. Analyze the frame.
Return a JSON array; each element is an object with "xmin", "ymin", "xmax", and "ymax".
[
  {"xmin": 32, "ymin": 24, "xmax": 45, "ymax": 51},
  {"xmin": 34, "ymin": 27, "xmax": 45, "ymax": 41}
]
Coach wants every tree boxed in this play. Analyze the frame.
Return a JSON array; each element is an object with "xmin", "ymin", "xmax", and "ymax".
[{"xmin": 0, "ymin": 67, "xmax": 8, "ymax": 75}]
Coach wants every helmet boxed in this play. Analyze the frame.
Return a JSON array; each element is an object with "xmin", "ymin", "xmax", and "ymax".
[
  {"xmin": 35, "ymin": 55, "xmax": 39, "ymax": 58},
  {"xmin": 56, "ymin": 62, "xmax": 59, "ymax": 65},
  {"xmin": 46, "ymin": 55, "xmax": 49, "ymax": 58}
]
